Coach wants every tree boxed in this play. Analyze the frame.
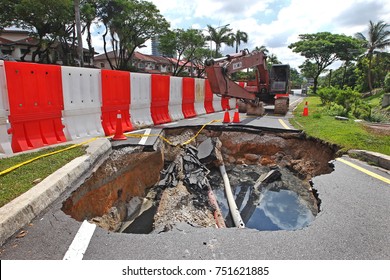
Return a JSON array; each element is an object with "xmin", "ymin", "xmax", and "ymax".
[
  {"xmin": 206, "ymin": 24, "xmax": 234, "ymax": 58},
  {"xmin": 290, "ymin": 68, "xmax": 303, "ymax": 88},
  {"xmin": 187, "ymin": 47, "xmax": 210, "ymax": 78},
  {"xmin": 289, "ymin": 32, "xmax": 362, "ymax": 93},
  {"xmin": 97, "ymin": 0, "xmax": 169, "ymax": 70},
  {"xmin": 0, "ymin": 0, "xmax": 75, "ymax": 63},
  {"xmin": 355, "ymin": 20, "xmax": 390, "ymax": 93},
  {"xmin": 254, "ymin": 45, "xmax": 269, "ymax": 55},
  {"xmin": 74, "ymin": 0, "xmax": 83, "ymax": 66},
  {"xmin": 159, "ymin": 28, "xmax": 206, "ymax": 76},
  {"xmin": 267, "ymin": 53, "xmax": 281, "ymax": 70},
  {"xmin": 0, "ymin": 0, "xmax": 17, "ymax": 30},
  {"xmin": 80, "ymin": 0, "xmax": 99, "ymax": 66},
  {"xmin": 233, "ymin": 30, "xmax": 248, "ymax": 53}
]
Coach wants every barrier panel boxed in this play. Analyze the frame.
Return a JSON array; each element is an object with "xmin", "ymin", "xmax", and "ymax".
[
  {"xmin": 151, "ymin": 74, "xmax": 171, "ymax": 125},
  {"xmin": 130, "ymin": 73, "xmax": 153, "ymax": 128},
  {"xmin": 221, "ymin": 96, "xmax": 230, "ymax": 110},
  {"xmin": 212, "ymin": 93, "xmax": 223, "ymax": 112},
  {"xmin": 182, "ymin": 77, "xmax": 196, "ymax": 118},
  {"xmin": 5, "ymin": 62, "xmax": 66, "ymax": 152},
  {"xmin": 194, "ymin": 78, "xmax": 207, "ymax": 115},
  {"xmin": 168, "ymin": 76, "xmax": 184, "ymax": 121},
  {"xmin": 61, "ymin": 67, "xmax": 104, "ymax": 140},
  {"xmin": 229, "ymin": 97, "xmax": 237, "ymax": 110},
  {"xmin": 204, "ymin": 79, "xmax": 214, "ymax": 114},
  {"xmin": 0, "ymin": 61, "xmax": 12, "ymax": 154},
  {"xmin": 101, "ymin": 69, "xmax": 133, "ymax": 135},
  {"xmin": 238, "ymin": 81, "xmax": 246, "ymax": 88}
]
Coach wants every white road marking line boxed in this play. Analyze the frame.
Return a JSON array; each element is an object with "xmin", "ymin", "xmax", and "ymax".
[
  {"xmin": 139, "ymin": 128, "xmax": 152, "ymax": 145},
  {"xmin": 290, "ymin": 98, "xmax": 303, "ymax": 107},
  {"xmin": 278, "ymin": 119, "xmax": 291, "ymax": 129},
  {"xmin": 161, "ymin": 121, "xmax": 178, "ymax": 126},
  {"xmin": 63, "ymin": 220, "xmax": 96, "ymax": 260}
]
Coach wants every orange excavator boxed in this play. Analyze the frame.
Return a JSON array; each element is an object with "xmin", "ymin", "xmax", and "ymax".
[{"xmin": 205, "ymin": 50, "xmax": 290, "ymax": 115}]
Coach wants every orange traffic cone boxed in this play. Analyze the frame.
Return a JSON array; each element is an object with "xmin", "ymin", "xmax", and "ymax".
[
  {"xmin": 112, "ymin": 110, "xmax": 127, "ymax": 140},
  {"xmin": 233, "ymin": 106, "xmax": 240, "ymax": 123},
  {"xmin": 223, "ymin": 109, "xmax": 230, "ymax": 123},
  {"xmin": 302, "ymin": 101, "xmax": 309, "ymax": 116}
]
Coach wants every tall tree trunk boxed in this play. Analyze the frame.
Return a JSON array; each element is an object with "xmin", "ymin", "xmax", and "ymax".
[
  {"xmin": 74, "ymin": 0, "xmax": 84, "ymax": 67},
  {"xmin": 367, "ymin": 53, "xmax": 373, "ymax": 94},
  {"xmin": 102, "ymin": 23, "xmax": 114, "ymax": 70}
]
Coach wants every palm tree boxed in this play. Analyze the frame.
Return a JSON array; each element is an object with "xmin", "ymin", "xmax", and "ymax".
[
  {"xmin": 206, "ymin": 24, "xmax": 234, "ymax": 57},
  {"xmin": 254, "ymin": 45, "xmax": 269, "ymax": 55},
  {"xmin": 234, "ymin": 30, "xmax": 248, "ymax": 53},
  {"xmin": 355, "ymin": 20, "xmax": 390, "ymax": 93},
  {"xmin": 266, "ymin": 53, "xmax": 281, "ymax": 70}
]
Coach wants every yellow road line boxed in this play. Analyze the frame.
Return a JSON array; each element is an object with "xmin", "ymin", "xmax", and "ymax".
[
  {"xmin": 336, "ymin": 158, "xmax": 390, "ymax": 185},
  {"xmin": 278, "ymin": 119, "xmax": 291, "ymax": 130}
]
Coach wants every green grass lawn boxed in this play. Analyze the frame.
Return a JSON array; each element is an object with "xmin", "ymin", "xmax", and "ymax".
[
  {"xmin": 291, "ymin": 96, "xmax": 390, "ymax": 155},
  {"xmin": 0, "ymin": 145, "xmax": 86, "ymax": 207}
]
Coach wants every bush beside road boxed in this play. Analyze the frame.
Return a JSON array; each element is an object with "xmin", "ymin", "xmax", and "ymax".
[{"xmin": 290, "ymin": 95, "xmax": 390, "ymax": 156}]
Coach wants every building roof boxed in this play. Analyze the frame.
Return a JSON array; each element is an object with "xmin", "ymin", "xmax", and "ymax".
[
  {"xmin": 94, "ymin": 51, "xmax": 116, "ymax": 61},
  {"xmin": 14, "ymin": 37, "xmax": 39, "ymax": 45},
  {"xmin": 0, "ymin": 37, "xmax": 14, "ymax": 44},
  {"xmin": 133, "ymin": 51, "xmax": 156, "ymax": 62}
]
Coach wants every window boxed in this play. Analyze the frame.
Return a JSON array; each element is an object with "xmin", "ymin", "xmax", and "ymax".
[
  {"xmin": 83, "ymin": 55, "xmax": 90, "ymax": 63},
  {"xmin": 21, "ymin": 49, "xmax": 30, "ymax": 55},
  {"xmin": 1, "ymin": 49, "xmax": 12, "ymax": 55},
  {"xmin": 100, "ymin": 62, "xmax": 105, "ymax": 68}
]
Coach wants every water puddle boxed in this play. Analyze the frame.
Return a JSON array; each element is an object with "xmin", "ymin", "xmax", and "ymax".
[{"xmin": 210, "ymin": 165, "xmax": 317, "ymax": 231}]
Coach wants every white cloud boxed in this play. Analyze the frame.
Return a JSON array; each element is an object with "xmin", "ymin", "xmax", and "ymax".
[{"xmin": 93, "ymin": 0, "xmax": 390, "ymax": 69}]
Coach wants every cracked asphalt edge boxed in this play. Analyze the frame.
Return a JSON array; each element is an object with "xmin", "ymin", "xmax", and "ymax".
[
  {"xmin": 0, "ymin": 138, "xmax": 112, "ymax": 246},
  {"xmin": 348, "ymin": 149, "xmax": 390, "ymax": 171}
]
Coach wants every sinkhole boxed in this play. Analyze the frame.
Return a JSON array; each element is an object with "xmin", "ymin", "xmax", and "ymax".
[{"xmin": 62, "ymin": 126, "xmax": 337, "ymax": 234}]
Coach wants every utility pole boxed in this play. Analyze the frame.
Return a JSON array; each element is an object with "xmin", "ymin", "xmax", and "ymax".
[{"xmin": 74, "ymin": 0, "xmax": 84, "ymax": 67}]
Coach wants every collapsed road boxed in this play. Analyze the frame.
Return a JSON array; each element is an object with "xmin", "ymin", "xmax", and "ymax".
[
  {"xmin": 60, "ymin": 126, "xmax": 336, "ymax": 236},
  {"xmin": 1, "ymin": 102, "xmax": 390, "ymax": 260}
]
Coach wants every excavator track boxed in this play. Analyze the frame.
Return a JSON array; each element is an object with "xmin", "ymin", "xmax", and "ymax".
[{"xmin": 274, "ymin": 98, "xmax": 289, "ymax": 115}]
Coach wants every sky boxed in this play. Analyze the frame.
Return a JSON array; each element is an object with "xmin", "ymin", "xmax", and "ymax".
[{"xmin": 137, "ymin": 0, "xmax": 390, "ymax": 70}]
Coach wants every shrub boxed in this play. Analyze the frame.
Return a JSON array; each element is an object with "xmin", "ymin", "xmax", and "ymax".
[
  {"xmin": 354, "ymin": 102, "xmax": 371, "ymax": 120},
  {"xmin": 335, "ymin": 87, "xmax": 361, "ymax": 114},
  {"xmin": 317, "ymin": 87, "xmax": 339, "ymax": 105},
  {"xmin": 327, "ymin": 103, "xmax": 347, "ymax": 117}
]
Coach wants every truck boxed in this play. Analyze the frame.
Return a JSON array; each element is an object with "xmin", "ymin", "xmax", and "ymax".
[{"xmin": 204, "ymin": 50, "xmax": 291, "ymax": 115}]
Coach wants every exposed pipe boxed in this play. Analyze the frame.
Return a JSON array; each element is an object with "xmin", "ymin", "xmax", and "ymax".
[
  {"xmin": 219, "ymin": 164, "xmax": 245, "ymax": 228},
  {"xmin": 208, "ymin": 188, "xmax": 226, "ymax": 228}
]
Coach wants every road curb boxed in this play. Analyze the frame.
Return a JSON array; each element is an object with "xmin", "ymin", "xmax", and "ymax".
[
  {"xmin": 348, "ymin": 150, "xmax": 390, "ymax": 170},
  {"xmin": 0, "ymin": 138, "xmax": 112, "ymax": 246}
]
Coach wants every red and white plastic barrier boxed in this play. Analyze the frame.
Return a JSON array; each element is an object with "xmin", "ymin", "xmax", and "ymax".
[
  {"xmin": 194, "ymin": 78, "xmax": 207, "ymax": 115},
  {"xmin": 151, "ymin": 74, "xmax": 171, "ymax": 125},
  {"xmin": 61, "ymin": 67, "xmax": 104, "ymax": 140},
  {"xmin": 212, "ymin": 94, "xmax": 223, "ymax": 112},
  {"xmin": 4, "ymin": 62, "xmax": 66, "ymax": 153},
  {"xmin": 0, "ymin": 62, "xmax": 229, "ymax": 154},
  {"xmin": 130, "ymin": 73, "xmax": 153, "ymax": 129},
  {"xmin": 101, "ymin": 69, "xmax": 133, "ymax": 135},
  {"xmin": 168, "ymin": 76, "xmax": 185, "ymax": 121},
  {"xmin": 0, "ymin": 61, "xmax": 12, "ymax": 154}
]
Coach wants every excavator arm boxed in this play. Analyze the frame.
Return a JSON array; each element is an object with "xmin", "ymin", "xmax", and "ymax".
[{"xmin": 205, "ymin": 50, "xmax": 269, "ymax": 100}]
